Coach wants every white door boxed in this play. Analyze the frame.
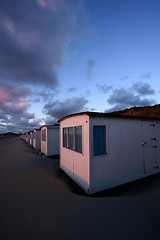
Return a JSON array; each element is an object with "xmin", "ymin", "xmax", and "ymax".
[{"xmin": 141, "ymin": 121, "xmax": 159, "ymax": 174}]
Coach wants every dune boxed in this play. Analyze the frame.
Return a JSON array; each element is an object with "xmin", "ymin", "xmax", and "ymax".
[{"xmin": 0, "ymin": 137, "xmax": 160, "ymax": 240}]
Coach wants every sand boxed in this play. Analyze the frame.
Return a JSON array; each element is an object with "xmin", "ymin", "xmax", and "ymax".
[{"xmin": 0, "ymin": 137, "xmax": 160, "ymax": 240}]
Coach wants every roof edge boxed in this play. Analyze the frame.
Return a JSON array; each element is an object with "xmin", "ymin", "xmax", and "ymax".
[
  {"xmin": 58, "ymin": 111, "xmax": 160, "ymax": 122},
  {"xmin": 40, "ymin": 124, "xmax": 59, "ymax": 129}
]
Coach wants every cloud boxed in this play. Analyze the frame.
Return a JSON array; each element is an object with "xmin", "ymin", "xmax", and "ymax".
[
  {"xmin": 68, "ymin": 87, "xmax": 77, "ymax": 92},
  {"xmin": 120, "ymin": 75, "xmax": 130, "ymax": 80},
  {"xmin": 132, "ymin": 82, "xmax": 155, "ymax": 95},
  {"xmin": 107, "ymin": 88, "xmax": 147, "ymax": 106},
  {"xmin": 0, "ymin": 83, "xmax": 41, "ymax": 133},
  {"xmin": 0, "ymin": 0, "xmax": 90, "ymax": 88},
  {"xmin": 0, "ymin": 118, "xmax": 42, "ymax": 134},
  {"xmin": 43, "ymin": 116, "xmax": 56, "ymax": 125},
  {"xmin": 0, "ymin": 104, "xmax": 41, "ymax": 133},
  {"xmin": 85, "ymin": 90, "xmax": 91, "ymax": 96},
  {"xmin": 0, "ymin": 83, "xmax": 32, "ymax": 104},
  {"xmin": 37, "ymin": 0, "xmax": 47, "ymax": 8},
  {"xmin": 0, "ymin": 0, "xmax": 91, "ymax": 133},
  {"xmin": 0, "ymin": 107, "xmax": 42, "ymax": 133},
  {"xmin": 86, "ymin": 59, "xmax": 95, "ymax": 79},
  {"xmin": 105, "ymin": 104, "xmax": 130, "ymax": 113},
  {"xmin": 139, "ymin": 72, "xmax": 152, "ymax": 79},
  {"xmin": 106, "ymin": 81, "xmax": 156, "ymax": 112},
  {"xmin": 43, "ymin": 96, "xmax": 88, "ymax": 121},
  {"xmin": 96, "ymin": 84, "xmax": 112, "ymax": 93}
]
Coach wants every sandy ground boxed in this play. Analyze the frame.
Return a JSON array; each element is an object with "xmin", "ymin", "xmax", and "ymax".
[{"xmin": 0, "ymin": 137, "xmax": 160, "ymax": 240}]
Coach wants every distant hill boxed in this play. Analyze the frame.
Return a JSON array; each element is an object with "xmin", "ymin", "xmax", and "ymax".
[
  {"xmin": 111, "ymin": 104, "xmax": 160, "ymax": 119},
  {"xmin": 0, "ymin": 132, "xmax": 19, "ymax": 139}
]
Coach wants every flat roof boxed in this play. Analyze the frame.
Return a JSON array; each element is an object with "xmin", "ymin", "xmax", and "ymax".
[
  {"xmin": 58, "ymin": 111, "xmax": 160, "ymax": 122},
  {"xmin": 40, "ymin": 124, "xmax": 59, "ymax": 129}
]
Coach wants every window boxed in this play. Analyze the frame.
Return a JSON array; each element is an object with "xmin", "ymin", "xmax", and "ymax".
[
  {"xmin": 42, "ymin": 129, "xmax": 46, "ymax": 142},
  {"xmin": 75, "ymin": 127, "xmax": 82, "ymax": 153},
  {"xmin": 62, "ymin": 126, "xmax": 82, "ymax": 154},
  {"xmin": 93, "ymin": 126, "xmax": 107, "ymax": 156},
  {"xmin": 63, "ymin": 128, "xmax": 67, "ymax": 148},
  {"xmin": 68, "ymin": 127, "xmax": 74, "ymax": 150}
]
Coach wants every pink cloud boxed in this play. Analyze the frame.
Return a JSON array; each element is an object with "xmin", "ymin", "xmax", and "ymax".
[
  {"xmin": 0, "ymin": 86, "xmax": 12, "ymax": 102},
  {"xmin": 37, "ymin": 0, "xmax": 47, "ymax": 8},
  {"xmin": 49, "ymin": 0, "xmax": 62, "ymax": 10},
  {"xmin": 0, "ymin": 14, "xmax": 15, "ymax": 34},
  {"xmin": 17, "ymin": 102, "xmax": 27, "ymax": 109},
  {"xmin": 37, "ymin": 0, "xmax": 62, "ymax": 11},
  {"xmin": 36, "ymin": 117, "xmax": 41, "ymax": 122}
]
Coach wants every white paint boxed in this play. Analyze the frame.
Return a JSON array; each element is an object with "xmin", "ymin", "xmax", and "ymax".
[
  {"xmin": 20, "ymin": 133, "xmax": 26, "ymax": 140},
  {"xmin": 60, "ymin": 114, "xmax": 160, "ymax": 194},
  {"xmin": 33, "ymin": 129, "xmax": 41, "ymax": 150},
  {"xmin": 41, "ymin": 125, "xmax": 59, "ymax": 156},
  {"xmin": 26, "ymin": 132, "xmax": 30, "ymax": 143},
  {"xmin": 60, "ymin": 115, "xmax": 90, "ymax": 192},
  {"xmin": 30, "ymin": 132, "xmax": 33, "ymax": 145}
]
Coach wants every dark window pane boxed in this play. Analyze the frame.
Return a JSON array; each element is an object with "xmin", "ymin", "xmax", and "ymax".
[
  {"xmin": 42, "ymin": 129, "xmax": 46, "ymax": 142},
  {"xmin": 75, "ymin": 127, "xmax": 82, "ymax": 153},
  {"xmin": 93, "ymin": 126, "xmax": 106, "ymax": 156},
  {"xmin": 68, "ymin": 127, "xmax": 74, "ymax": 150},
  {"xmin": 63, "ymin": 128, "xmax": 67, "ymax": 148}
]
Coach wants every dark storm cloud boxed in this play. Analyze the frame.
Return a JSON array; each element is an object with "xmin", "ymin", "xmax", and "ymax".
[
  {"xmin": 106, "ymin": 81, "xmax": 156, "ymax": 112},
  {"xmin": 68, "ymin": 87, "xmax": 77, "ymax": 92},
  {"xmin": 0, "ymin": 106, "xmax": 42, "ymax": 133},
  {"xmin": 43, "ymin": 96, "xmax": 88, "ymax": 121},
  {"xmin": 0, "ymin": 82, "xmax": 32, "ymax": 104},
  {"xmin": 107, "ymin": 88, "xmax": 154, "ymax": 106},
  {"xmin": 0, "ymin": 0, "xmax": 89, "ymax": 88},
  {"xmin": 139, "ymin": 72, "xmax": 151, "ymax": 79},
  {"xmin": 0, "ymin": 83, "xmax": 41, "ymax": 133},
  {"xmin": 31, "ymin": 88, "xmax": 60, "ymax": 103},
  {"xmin": 86, "ymin": 60, "xmax": 95, "ymax": 79},
  {"xmin": 96, "ymin": 84, "xmax": 112, "ymax": 93},
  {"xmin": 105, "ymin": 104, "xmax": 129, "ymax": 113},
  {"xmin": 107, "ymin": 88, "xmax": 145, "ymax": 106},
  {"xmin": 0, "ymin": 111, "xmax": 41, "ymax": 133},
  {"xmin": 132, "ymin": 82, "xmax": 155, "ymax": 95},
  {"xmin": 0, "ymin": 0, "xmax": 90, "ymax": 132},
  {"xmin": 0, "ymin": 118, "xmax": 41, "ymax": 134},
  {"xmin": 43, "ymin": 116, "xmax": 56, "ymax": 125},
  {"xmin": 120, "ymin": 75, "xmax": 130, "ymax": 80}
]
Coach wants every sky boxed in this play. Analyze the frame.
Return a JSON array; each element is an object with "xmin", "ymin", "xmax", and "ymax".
[{"xmin": 0, "ymin": 0, "xmax": 160, "ymax": 133}]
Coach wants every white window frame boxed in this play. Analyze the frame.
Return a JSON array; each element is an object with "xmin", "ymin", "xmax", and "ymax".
[
  {"xmin": 92, "ymin": 125, "xmax": 108, "ymax": 157},
  {"xmin": 62, "ymin": 126, "xmax": 82, "ymax": 154}
]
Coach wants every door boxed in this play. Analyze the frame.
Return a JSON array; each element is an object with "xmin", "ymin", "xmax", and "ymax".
[{"xmin": 141, "ymin": 121, "xmax": 159, "ymax": 174}]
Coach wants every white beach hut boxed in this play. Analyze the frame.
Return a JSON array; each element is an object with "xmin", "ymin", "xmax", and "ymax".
[
  {"xmin": 26, "ymin": 132, "xmax": 30, "ymax": 143},
  {"xmin": 25, "ymin": 132, "xmax": 27, "ymax": 141},
  {"xmin": 23, "ymin": 133, "xmax": 26, "ymax": 140},
  {"xmin": 33, "ymin": 129, "xmax": 41, "ymax": 150},
  {"xmin": 30, "ymin": 131, "xmax": 33, "ymax": 145},
  {"xmin": 20, "ymin": 133, "xmax": 25, "ymax": 140},
  {"xmin": 59, "ymin": 112, "xmax": 160, "ymax": 194},
  {"xmin": 40, "ymin": 124, "xmax": 59, "ymax": 156},
  {"xmin": 24, "ymin": 133, "xmax": 26, "ymax": 141}
]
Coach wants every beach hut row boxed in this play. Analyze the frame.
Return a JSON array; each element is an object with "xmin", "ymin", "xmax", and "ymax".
[
  {"xmin": 21, "ymin": 124, "xmax": 59, "ymax": 156},
  {"xmin": 20, "ymin": 111, "xmax": 160, "ymax": 194}
]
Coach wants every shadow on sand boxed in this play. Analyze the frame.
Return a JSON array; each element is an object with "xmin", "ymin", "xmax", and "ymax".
[
  {"xmin": 20, "ymin": 138, "xmax": 160, "ymax": 198},
  {"xmin": 56, "ymin": 167, "xmax": 160, "ymax": 198}
]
